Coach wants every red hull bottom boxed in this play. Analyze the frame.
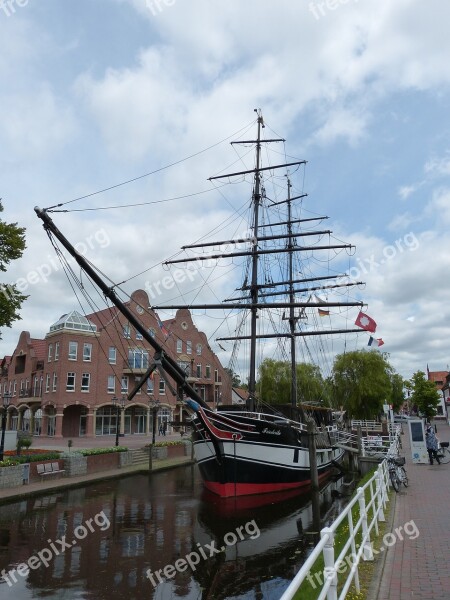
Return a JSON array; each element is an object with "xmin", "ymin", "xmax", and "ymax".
[{"xmin": 203, "ymin": 469, "xmax": 333, "ymax": 498}]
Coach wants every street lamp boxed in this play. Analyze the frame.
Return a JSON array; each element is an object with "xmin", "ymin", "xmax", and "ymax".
[
  {"xmin": 148, "ymin": 398, "xmax": 160, "ymax": 445},
  {"xmin": 111, "ymin": 396, "xmax": 126, "ymax": 447},
  {"xmin": 0, "ymin": 392, "xmax": 12, "ymax": 461}
]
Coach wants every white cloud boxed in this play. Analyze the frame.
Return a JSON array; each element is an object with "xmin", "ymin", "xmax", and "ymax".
[{"xmin": 0, "ymin": 85, "xmax": 76, "ymax": 161}]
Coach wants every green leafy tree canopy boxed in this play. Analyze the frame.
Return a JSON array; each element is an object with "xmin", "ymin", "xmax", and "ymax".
[
  {"xmin": 0, "ymin": 202, "xmax": 27, "ymax": 336},
  {"xmin": 332, "ymin": 349, "xmax": 392, "ymax": 419},
  {"xmin": 256, "ymin": 358, "xmax": 325, "ymax": 405},
  {"xmin": 409, "ymin": 370, "xmax": 441, "ymax": 420}
]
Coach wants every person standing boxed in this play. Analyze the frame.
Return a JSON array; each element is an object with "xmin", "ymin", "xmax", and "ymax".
[{"xmin": 425, "ymin": 425, "xmax": 441, "ymax": 465}]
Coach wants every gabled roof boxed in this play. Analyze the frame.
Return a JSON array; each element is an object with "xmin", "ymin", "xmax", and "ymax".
[{"xmin": 31, "ymin": 339, "xmax": 46, "ymax": 360}]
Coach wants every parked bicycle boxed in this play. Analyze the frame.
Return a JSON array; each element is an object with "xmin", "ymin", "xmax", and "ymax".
[
  {"xmin": 437, "ymin": 441, "xmax": 450, "ymax": 464},
  {"xmin": 387, "ymin": 454, "xmax": 408, "ymax": 492}
]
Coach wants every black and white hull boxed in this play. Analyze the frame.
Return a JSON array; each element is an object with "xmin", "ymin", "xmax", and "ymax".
[{"xmin": 188, "ymin": 401, "xmax": 344, "ymax": 497}]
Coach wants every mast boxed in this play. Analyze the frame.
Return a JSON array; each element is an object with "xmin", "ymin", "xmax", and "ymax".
[
  {"xmin": 247, "ymin": 112, "xmax": 263, "ymax": 411},
  {"xmin": 34, "ymin": 206, "xmax": 209, "ymax": 410},
  {"xmin": 286, "ymin": 178, "xmax": 297, "ymax": 407}
]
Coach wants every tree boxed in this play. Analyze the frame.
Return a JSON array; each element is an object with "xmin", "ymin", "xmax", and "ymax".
[
  {"xmin": 332, "ymin": 349, "xmax": 392, "ymax": 419},
  {"xmin": 409, "ymin": 370, "xmax": 441, "ymax": 420},
  {"xmin": 0, "ymin": 202, "xmax": 27, "ymax": 337},
  {"xmin": 224, "ymin": 367, "xmax": 243, "ymax": 388},
  {"xmin": 296, "ymin": 362, "xmax": 327, "ymax": 405},
  {"xmin": 257, "ymin": 359, "xmax": 291, "ymax": 404},
  {"xmin": 387, "ymin": 372, "xmax": 406, "ymax": 413},
  {"xmin": 256, "ymin": 358, "xmax": 325, "ymax": 405}
]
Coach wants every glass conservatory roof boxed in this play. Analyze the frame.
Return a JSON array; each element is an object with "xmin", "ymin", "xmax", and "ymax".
[{"xmin": 49, "ymin": 311, "xmax": 97, "ymax": 333}]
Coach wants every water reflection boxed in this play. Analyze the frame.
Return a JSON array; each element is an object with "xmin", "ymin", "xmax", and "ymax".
[{"xmin": 0, "ymin": 465, "xmax": 344, "ymax": 599}]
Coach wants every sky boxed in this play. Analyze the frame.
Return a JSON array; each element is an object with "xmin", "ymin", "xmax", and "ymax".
[{"xmin": 1, "ymin": 0, "xmax": 450, "ymax": 384}]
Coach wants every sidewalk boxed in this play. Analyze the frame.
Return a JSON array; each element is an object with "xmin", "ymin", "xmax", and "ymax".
[
  {"xmin": 23, "ymin": 431, "xmax": 185, "ymax": 451},
  {"xmin": 370, "ymin": 419, "xmax": 450, "ymax": 600}
]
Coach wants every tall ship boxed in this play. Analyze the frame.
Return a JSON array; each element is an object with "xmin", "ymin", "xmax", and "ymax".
[{"xmin": 35, "ymin": 110, "xmax": 366, "ymax": 497}]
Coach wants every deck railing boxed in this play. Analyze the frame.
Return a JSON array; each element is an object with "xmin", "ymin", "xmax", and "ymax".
[{"xmin": 280, "ymin": 435, "xmax": 400, "ymax": 600}]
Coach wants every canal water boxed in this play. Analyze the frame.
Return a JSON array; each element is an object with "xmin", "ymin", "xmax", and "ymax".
[{"xmin": 0, "ymin": 465, "xmax": 345, "ymax": 600}]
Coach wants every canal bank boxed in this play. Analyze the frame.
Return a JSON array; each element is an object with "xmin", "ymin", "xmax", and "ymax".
[{"xmin": 0, "ymin": 455, "xmax": 194, "ymax": 504}]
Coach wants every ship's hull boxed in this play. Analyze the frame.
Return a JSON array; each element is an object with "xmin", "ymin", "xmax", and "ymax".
[{"xmin": 189, "ymin": 404, "xmax": 344, "ymax": 497}]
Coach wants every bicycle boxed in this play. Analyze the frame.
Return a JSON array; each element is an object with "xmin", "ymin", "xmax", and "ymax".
[
  {"xmin": 437, "ymin": 441, "xmax": 450, "ymax": 464},
  {"xmin": 387, "ymin": 455, "xmax": 408, "ymax": 492}
]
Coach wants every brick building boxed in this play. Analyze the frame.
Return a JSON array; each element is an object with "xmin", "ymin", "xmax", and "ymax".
[
  {"xmin": 427, "ymin": 367, "xmax": 448, "ymax": 416},
  {"xmin": 0, "ymin": 289, "xmax": 231, "ymax": 440}
]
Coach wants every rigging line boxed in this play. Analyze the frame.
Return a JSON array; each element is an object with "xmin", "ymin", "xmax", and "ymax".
[
  {"xmin": 125, "ymin": 196, "xmax": 250, "ymax": 286},
  {"xmin": 47, "ymin": 237, "xmax": 128, "ymax": 385},
  {"xmin": 44, "ymin": 118, "xmax": 257, "ymax": 211},
  {"xmin": 51, "ymin": 185, "xmax": 231, "ymax": 213},
  {"xmin": 51, "ymin": 239, "xmax": 129, "ymax": 380},
  {"xmin": 49, "ymin": 231, "xmax": 154, "ymax": 386}
]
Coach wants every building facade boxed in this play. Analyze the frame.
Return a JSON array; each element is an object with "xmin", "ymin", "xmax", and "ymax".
[
  {"xmin": 427, "ymin": 368, "xmax": 448, "ymax": 416},
  {"xmin": 0, "ymin": 289, "xmax": 231, "ymax": 440}
]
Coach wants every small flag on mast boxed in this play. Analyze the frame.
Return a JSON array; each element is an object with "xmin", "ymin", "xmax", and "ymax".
[
  {"xmin": 154, "ymin": 312, "xmax": 170, "ymax": 338},
  {"xmin": 355, "ymin": 311, "xmax": 377, "ymax": 333},
  {"xmin": 318, "ymin": 308, "xmax": 330, "ymax": 317}
]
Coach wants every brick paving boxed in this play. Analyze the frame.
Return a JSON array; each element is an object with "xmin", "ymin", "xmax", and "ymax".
[{"xmin": 373, "ymin": 419, "xmax": 450, "ymax": 600}]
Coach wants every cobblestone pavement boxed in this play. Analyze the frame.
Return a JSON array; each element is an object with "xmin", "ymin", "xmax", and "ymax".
[{"xmin": 373, "ymin": 419, "xmax": 450, "ymax": 600}]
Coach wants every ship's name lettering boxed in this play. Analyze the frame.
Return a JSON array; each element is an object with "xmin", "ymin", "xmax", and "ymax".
[{"xmin": 262, "ymin": 428, "xmax": 281, "ymax": 435}]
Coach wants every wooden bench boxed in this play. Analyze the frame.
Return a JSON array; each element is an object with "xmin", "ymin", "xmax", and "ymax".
[{"xmin": 36, "ymin": 462, "xmax": 66, "ymax": 480}]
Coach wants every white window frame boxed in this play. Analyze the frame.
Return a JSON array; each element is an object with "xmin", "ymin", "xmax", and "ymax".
[
  {"xmin": 48, "ymin": 344, "xmax": 53, "ymax": 362},
  {"xmin": 83, "ymin": 343, "xmax": 92, "ymax": 362},
  {"xmin": 54, "ymin": 341, "xmax": 60, "ymax": 361},
  {"xmin": 121, "ymin": 376, "xmax": 129, "ymax": 394},
  {"xmin": 52, "ymin": 372, "xmax": 57, "ymax": 392},
  {"xmin": 68, "ymin": 341, "xmax": 78, "ymax": 361},
  {"xmin": 176, "ymin": 339, "xmax": 182, "ymax": 353},
  {"xmin": 107, "ymin": 375, "xmax": 115, "ymax": 394},
  {"xmin": 108, "ymin": 347, "xmax": 116, "ymax": 364},
  {"xmin": 81, "ymin": 372, "xmax": 90, "ymax": 392},
  {"xmin": 66, "ymin": 372, "xmax": 76, "ymax": 392},
  {"xmin": 123, "ymin": 325, "xmax": 131, "ymax": 339},
  {"xmin": 186, "ymin": 341, "xmax": 192, "ymax": 354}
]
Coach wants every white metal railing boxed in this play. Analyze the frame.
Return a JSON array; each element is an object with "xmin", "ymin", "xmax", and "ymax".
[
  {"xmin": 361, "ymin": 427, "xmax": 401, "ymax": 457},
  {"xmin": 280, "ymin": 457, "xmax": 394, "ymax": 600},
  {"xmin": 351, "ymin": 419, "xmax": 381, "ymax": 429},
  {"xmin": 331, "ymin": 429, "xmax": 359, "ymax": 449}
]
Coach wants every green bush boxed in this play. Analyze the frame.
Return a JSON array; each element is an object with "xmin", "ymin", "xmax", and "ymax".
[
  {"xmin": 77, "ymin": 447, "xmax": 128, "ymax": 456},
  {"xmin": 0, "ymin": 452, "xmax": 61, "ymax": 466},
  {"xmin": 19, "ymin": 437, "xmax": 32, "ymax": 449},
  {"xmin": 0, "ymin": 459, "xmax": 20, "ymax": 467},
  {"xmin": 146, "ymin": 440, "xmax": 185, "ymax": 448}
]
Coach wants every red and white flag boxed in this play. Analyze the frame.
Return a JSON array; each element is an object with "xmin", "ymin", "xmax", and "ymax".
[{"xmin": 355, "ymin": 311, "xmax": 377, "ymax": 333}]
